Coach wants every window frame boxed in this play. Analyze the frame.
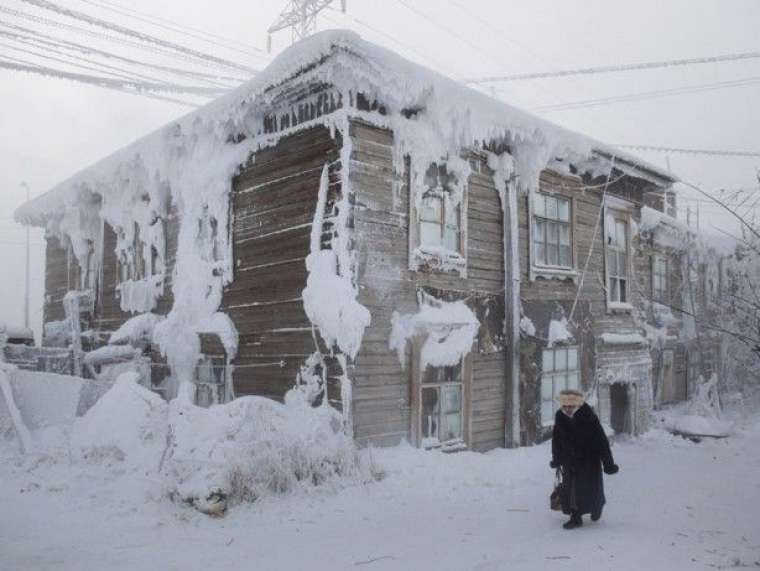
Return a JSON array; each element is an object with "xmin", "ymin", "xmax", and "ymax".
[
  {"xmin": 531, "ymin": 192, "xmax": 573, "ymax": 270},
  {"xmin": 528, "ymin": 189, "xmax": 578, "ymax": 282},
  {"xmin": 117, "ymin": 219, "xmax": 166, "ymax": 284},
  {"xmin": 603, "ymin": 201, "xmax": 634, "ymax": 310},
  {"xmin": 652, "ymin": 254, "xmax": 669, "ymax": 304},
  {"xmin": 540, "ymin": 345, "xmax": 581, "ymax": 427},
  {"xmin": 409, "ymin": 161, "xmax": 468, "ymax": 277},
  {"xmin": 411, "ymin": 335, "xmax": 473, "ymax": 449}
]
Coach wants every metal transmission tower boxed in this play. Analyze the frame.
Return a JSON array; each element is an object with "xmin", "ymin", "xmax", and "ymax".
[{"xmin": 267, "ymin": 0, "xmax": 346, "ymax": 52}]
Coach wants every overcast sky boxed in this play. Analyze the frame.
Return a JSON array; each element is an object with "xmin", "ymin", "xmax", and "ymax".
[{"xmin": 1, "ymin": 0, "xmax": 758, "ymax": 341}]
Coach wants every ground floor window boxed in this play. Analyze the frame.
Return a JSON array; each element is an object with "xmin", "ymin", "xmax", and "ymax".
[
  {"xmin": 540, "ymin": 346, "xmax": 580, "ymax": 426},
  {"xmin": 420, "ymin": 364, "xmax": 464, "ymax": 448},
  {"xmin": 195, "ymin": 354, "xmax": 227, "ymax": 406}
]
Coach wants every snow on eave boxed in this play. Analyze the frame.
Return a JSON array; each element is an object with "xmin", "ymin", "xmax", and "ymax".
[
  {"xmin": 14, "ymin": 29, "xmax": 674, "ymax": 226},
  {"xmin": 594, "ymin": 149, "xmax": 679, "ymax": 186}
]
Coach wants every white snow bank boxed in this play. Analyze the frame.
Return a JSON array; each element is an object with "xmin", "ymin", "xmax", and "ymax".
[
  {"xmin": 72, "ymin": 372, "xmax": 168, "ymax": 467},
  {"xmin": 67, "ymin": 372, "xmax": 367, "ymax": 512},
  {"xmin": 164, "ymin": 391, "xmax": 363, "ymax": 510},
  {"xmin": 389, "ymin": 293, "xmax": 479, "ymax": 369}
]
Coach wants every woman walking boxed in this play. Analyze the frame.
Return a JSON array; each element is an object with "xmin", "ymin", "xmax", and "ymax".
[{"xmin": 550, "ymin": 389, "xmax": 619, "ymax": 529}]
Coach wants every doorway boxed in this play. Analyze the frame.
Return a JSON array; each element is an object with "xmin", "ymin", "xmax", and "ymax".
[{"xmin": 610, "ymin": 383, "xmax": 631, "ymax": 434}]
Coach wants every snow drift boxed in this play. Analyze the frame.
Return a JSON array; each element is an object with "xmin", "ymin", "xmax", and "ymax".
[{"xmin": 67, "ymin": 373, "xmax": 368, "ymax": 514}]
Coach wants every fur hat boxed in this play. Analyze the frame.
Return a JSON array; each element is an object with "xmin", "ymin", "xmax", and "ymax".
[{"xmin": 558, "ymin": 389, "xmax": 584, "ymax": 407}]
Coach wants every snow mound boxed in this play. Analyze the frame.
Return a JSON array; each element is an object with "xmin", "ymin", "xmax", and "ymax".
[
  {"xmin": 164, "ymin": 391, "xmax": 363, "ymax": 511},
  {"xmin": 64, "ymin": 372, "xmax": 366, "ymax": 513},
  {"xmin": 666, "ymin": 415, "xmax": 732, "ymax": 438},
  {"xmin": 71, "ymin": 372, "xmax": 168, "ymax": 467}
]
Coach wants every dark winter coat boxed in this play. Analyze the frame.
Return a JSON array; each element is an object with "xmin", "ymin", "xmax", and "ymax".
[{"xmin": 551, "ymin": 403, "xmax": 616, "ymax": 516}]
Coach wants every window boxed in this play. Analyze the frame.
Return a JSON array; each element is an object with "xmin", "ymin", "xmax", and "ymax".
[
  {"xmin": 80, "ymin": 241, "xmax": 97, "ymax": 291},
  {"xmin": 197, "ymin": 205, "xmax": 222, "ymax": 263},
  {"xmin": 118, "ymin": 222, "xmax": 146, "ymax": 283},
  {"xmin": 652, "ymin": 255, "xmax": 668, "ymax": 303},
  {"xmin": 540, "ymin": 346, "xmax": 580, "ymax": 426},
  {"xmin": 417, "ymin": 164, "xmax": 462, "ymax": 254},
  {"xmin": 195, "ymin": 355, "xmax": 227, "ymax": 407},
  {"xmin": 606, "ymin": 214, "xmax": 629, "ymax": 304},
  {"xmin": 420, "ymin": 364, "xmax": 464, "ymax": 447},
  {"xmin": 533, "ymin": 193, "xmax": 572, "ymax": 268}
]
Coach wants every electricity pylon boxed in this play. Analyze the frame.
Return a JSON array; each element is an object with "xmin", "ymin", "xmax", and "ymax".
[{"xmin": 267, "ymin": 0, "xmax": 347, "ymax": 52}]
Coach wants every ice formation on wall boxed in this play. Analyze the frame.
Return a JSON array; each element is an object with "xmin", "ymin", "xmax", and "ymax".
[{"xmin": 389, "ymin": 292, "xmax": 479, "ymax": 370}]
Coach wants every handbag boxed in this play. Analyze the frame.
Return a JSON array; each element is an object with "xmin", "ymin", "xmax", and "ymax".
[{"xmin": 550, "ymin": 468, "xmax": 563, "ymax": 511}]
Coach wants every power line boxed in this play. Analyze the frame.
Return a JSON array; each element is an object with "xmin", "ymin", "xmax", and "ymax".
[
  {"xmin": 531, "ymin": 75, "xmax": 760, "ymax": 112},
  {"xmin": 0, "ymin": 20, "xmax": 245, "ymax": 85},
  {"xmin": 465, "ymin": 50, "xmax": 760, "ymax": 84},
  {"xmin": 0, "ymin": 5, "xmax": 247, "ymax": 72},
  {"xmin": 74, "ymin": 0, "xmax": 268, "ymax": 60},
  {"xmin": 0, "ymin": 36, "xmax": 181, "ymax": 86},
  {"xmin": 0, "ymin": 58, "xmax": 202, "ymax": 106},
  {"xmin": 614, "ymin": 145, "xmax": 760, "ymax": 158},
  {"xmin": 17, "ymin": 0, "xmax": 256, "ymax": 73}
]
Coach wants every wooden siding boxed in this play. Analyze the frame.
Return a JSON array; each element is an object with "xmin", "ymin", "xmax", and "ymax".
[
  {"xmin": 223, "ymin": 125, "xmax": 341, "ymax": 401},
  {"xmin": 350, "ymin": 120, "xmax": 508, "ymax": 451}
]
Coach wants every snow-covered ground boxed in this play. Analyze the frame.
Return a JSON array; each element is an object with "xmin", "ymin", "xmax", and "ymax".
[{"xmin": 1, "ymin": 415, "xmax": 759, "ymax": 570}]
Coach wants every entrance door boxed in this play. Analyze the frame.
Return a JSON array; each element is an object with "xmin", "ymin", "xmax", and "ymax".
[
  {"xmin": 610, "ymin": 383, "xmax": 631, "ymax": 434},
  {"xmin": 660, "ymin": 350, "xmax": 675, "ymax": 404}
]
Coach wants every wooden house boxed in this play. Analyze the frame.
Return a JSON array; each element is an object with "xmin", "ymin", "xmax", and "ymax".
[{"xmin": 15, "ymin": 31, "xmax": 687, "ymax": 450}]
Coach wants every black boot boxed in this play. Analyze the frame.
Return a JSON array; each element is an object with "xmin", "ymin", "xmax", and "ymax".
[
  {"xmin": 563, "ymin": 513, "xmax": 583, "ymax": 529},
  {"xmin": 591, "ymin": 507, "xmax": 602, "ymax": 522}
]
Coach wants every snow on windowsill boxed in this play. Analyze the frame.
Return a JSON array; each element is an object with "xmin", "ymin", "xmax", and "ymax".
[
  {"xmin": 601, "ymin": 332, "xmax": 647, "ymax": 346},
  {"xmin": 607, "ymin": 301, "xmax": 633, "ymax": 313},
  {"xmin": 530, "ymin": 265, "xmax": 578, "ymax": 283},
  {"xmin": 411, "ymin": 246, "xmax": 467, "ymax": 277}
]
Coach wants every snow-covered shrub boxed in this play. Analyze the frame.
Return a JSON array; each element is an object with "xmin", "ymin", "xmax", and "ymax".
[
  {"xmin": 68, "ymin": 372, "xmax": 369, "ymax": 514},
  {"xmin": 163, "ymin": 389, "xmax": 366, "ymax": 512}
]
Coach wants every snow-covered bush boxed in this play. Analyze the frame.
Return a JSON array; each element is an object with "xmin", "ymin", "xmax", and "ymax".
[
  {"xmin": 163, "ymin": 388, "xmax": 366, "ymax": 513},
  {"xmin": 68, "ymin": 372, "xmax": 369, "ymax": 515}
]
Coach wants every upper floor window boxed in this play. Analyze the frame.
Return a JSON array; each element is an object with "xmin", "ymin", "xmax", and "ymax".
[
  {"xmin": 410, "ymin": 162, "xmax": 467, "ymax": 276},
  {"xmin": 606, "ymin": 214, "xmax": 629, "ymax": 304},
  {"xmin": 418, "ymin": 164, "xmax": 462, "ymax": 254},
  {"xmin": 419, "ymin": 193, "xmax": 460, "ymax": 252},
  {"xmin": 652, "ymin": 255, "xmax": 668, "ymax": 303},
  {"xmin": 540, "ymin": 345, "xmax": 580, "ymax": 426},
  {"xmin": 533, "ymin": 193, "xmax": 572, "ymax": 268}
]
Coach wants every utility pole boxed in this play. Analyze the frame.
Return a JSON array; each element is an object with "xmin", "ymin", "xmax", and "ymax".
[
  {"xmin": 267, "ymin": 0, "xmax": 346, "ymax": 52},
  {"xmin": 20, "ymin": 182, "xmax": 30, "ymax": 330}
]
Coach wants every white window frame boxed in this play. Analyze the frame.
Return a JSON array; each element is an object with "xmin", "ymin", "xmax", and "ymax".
[
  {"xmin": 409, "ymin": 162, "xmax": 468, "ymax": 277},
  {"xmin": 528, "ymin": 190, "xmax": 577, "ymax": 282},
  {"xmin": 532, "ymin": 192, "xmax": 573, "ymax": 269},
  {"xmin": 652, "ymin": 254, "xmax": 668, "ymax": 304},
  {"xmin": 411, "ymin": 336, "xmax": 472, "ymax": 449},
  {"xmin": 540, "ymin": 345, "xmax": 581, "ymax": 427},
  {"xmin": 603, "ymin": 198, "xmax": 634, "ymax": 311}
]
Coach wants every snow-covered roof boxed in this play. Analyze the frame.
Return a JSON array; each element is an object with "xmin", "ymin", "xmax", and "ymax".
[{"xmin": 15, "ymin": 30, "xmax": 675, "ymax": 227}]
